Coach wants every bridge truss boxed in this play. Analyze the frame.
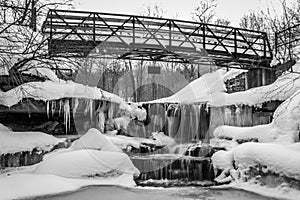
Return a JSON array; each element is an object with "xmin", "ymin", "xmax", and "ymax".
[{"xmin": 42, "ymin": 9, "xmax": 273, "ymax": 68}]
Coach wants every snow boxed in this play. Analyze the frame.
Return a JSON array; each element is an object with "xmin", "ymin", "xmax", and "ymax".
[
  {"xmin": 23, "ymin": 67, "xmax": 60, "ymax": 82},
  {"xmin": 144, "ymin": 61, "xmax": 300, "ymax": 107},
  {"xmin": 106, "ymin": 135, "xmax": 142, "ymax": 149},
  {"xmin": 0, "ymin": 129, "xmax": 60, "ymax": 154},
  {"xmin": 209, "ymin": 138, "xmax": 239, "ymax": 150},
  {"xmin": 150, "ymin": 131, "xmax": 176, "ymax": 147},
  {"xmin": 114, "ymin": 116, "xmax": 131, "ymax": 131},
  {"xmin": 0, "ymin": 80, "xmax": 125, "ymax": 107},
  {"xmin": 222, "ymin": 68, "xmax": 248, "ymax": 82},
  {"xmin": 145, "ymin": 68, "xmax": 227, "ymax": 104},
  {"xmin": 70, "ymin": 128, "xmax": 121, "ymax": 152},
  {"xmin": 230, "ymin": 181, "xmax": 300, "ymax": 200},
  {"xmin": 119, "ymin": 103, "xmax": 147, "ymax": 121},
  {"xmin": 212, "ymin": 142, "xmax": 300, "ymax": 186},
  {"xmin": 213, "ymin": 124, "xmax": 280, "ymax": 143},
  {"xmin": 211, "ymin": 150, "xmax": 234, "ymax": 171},
  {"xmin": 144, "ymin": 68, "xmax": 247, "ymax": 104},
  {"xmin": 211, "ymin": 61, "xmax": 300, "ymax": 107},
  {"xmin": 0, "ymin": 173, "xmax": 136, "ymax": 200},
  {"xmin": 233, "ymin": 143, "xmax": 300, "ymax": 180},
  {"xmin": 213, "ymin": 89, "xmax": 300, "ymax": 144},
  {"xmin": 34, "ymin": 149, "xmax": 140, "ymax": 178},
  {"xmin": 0, "ymin": 127, "xmax": 140, "ymax": 199}
]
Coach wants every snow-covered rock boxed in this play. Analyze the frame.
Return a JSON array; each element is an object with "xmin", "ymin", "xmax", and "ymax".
[
  {"xmin": 0, "ymin": 130, "xmax": 60, "ymax": 155},
  {"xmin": 0, "ymin": 80, "xmax": 125, "ymax": 107},
  {"xmin": 33, "ymin": 149, "xmax": 140, "ymax": 178},
  {"xmin": 213, "ymin": 89, "xmax": 300, "ymax": 144},
  {"xmin": 209, "ymin": 138, "xmax": 239, "ymax": 150},
  {"xmin": 233, "ymin": 143, "xmax": 300, "ymax": 180},
  {"xmin": 119, "ymin": 103, "xmax": 147, "ymax": 121},
  {"xmin": 213, "ymin": 124, "xmax": 279, "ymax": 143},
  {"xmin": 151, "ymin": 132, "xmax": 176, "ymax": 147},
  {"xmin": 69, "ymin": 128, "xmax": 121, "ymax": 152},
  {"xmin": 106, "ymin": 135, "xmax": 140, "ymax": 150},
  {"xmin": 211, "ymin": 150, "xmax": 234, "ymax": 171}
]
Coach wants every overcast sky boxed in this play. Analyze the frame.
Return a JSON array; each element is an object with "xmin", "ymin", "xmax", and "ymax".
[{"xmin": 74, "ymin": 0, "xmax": 285, "ymax": 26}]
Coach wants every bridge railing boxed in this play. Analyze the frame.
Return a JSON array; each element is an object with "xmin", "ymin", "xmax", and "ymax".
[{"xmin": 42, "ymin": 9, "xmax": 273, "ymax": 67}]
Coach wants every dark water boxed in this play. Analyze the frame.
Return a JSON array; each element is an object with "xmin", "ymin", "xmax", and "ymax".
[{"xmin": 36, "ymin": 186, "xmax": 277, "ymax": 200}]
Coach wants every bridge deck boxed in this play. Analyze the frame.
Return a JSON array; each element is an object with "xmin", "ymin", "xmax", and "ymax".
[{"xmin": 42, "ymin": 9, "xmax": 273, "ymax": 68}]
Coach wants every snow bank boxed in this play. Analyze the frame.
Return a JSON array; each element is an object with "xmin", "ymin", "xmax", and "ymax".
[
  {"xmin": 145, "ymin": 68, "xmax": 227, "ymax": 104},
  {"xmin": 211, "ymin": 150, "xmax": 234, "ymax": 171},
  {"xmin": 144, "ymin": 67, "xmax": 247, "ymax": 104},
  {"xmin": 23, "ymin": 67, "xmax": 60, "ymax": 82},
  {"xmin": 0, "ymin": 130, "xmax": 60, "ymax": 154},
  {"xmin": 213, "ymin": 124, "xmax": 281, "ymax": 143},
  {"xmin": 145, "ymin": 60, "xmax": 300, "ymax": 106},
  {"xmin": 0, "ymin": 80, "xmax": 125, "ymax": 107},
  {"xmin": 0, "ymin": 173, "xmax": 136, "ymax": 200},
  {"xmin": 233, "ymin": 143, "xmax": 300, "ymax": 180},
  {"xmin": 211, "ymin": 61, "xmax": 300, "ymax": 107},
  {"xmin": 212, "ymin": 142, "xmax": 300, "ymax": 181},
  {"xmin": 213, "ymin": 89, "xmax": 300, "ymax": 144},
  {"xmin": 34, "ymin": 149, "xmax": 140, "ymax": 178},
  {"xmin": 222, "ymin": 68, "xmax": 248, "ymax": 82},
  {"xmin": 70, "ymin": 128, "xmax": 121, "ymax": 152}
]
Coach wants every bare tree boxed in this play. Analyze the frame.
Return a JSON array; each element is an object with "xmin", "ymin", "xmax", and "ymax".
[
  {"xmin": 0, "ymin": 0, "xmax": 75, "ymax": 81},
  {"xmin": 192, "ymin": 0, "xmax": 230, "ymax": 26},
  {"xmin": 192, "ymin": 0, "xmax": 217, "ymax": 23},
  {"xmin": 239, "ymin": 0, "xmax": 300, "ymax": 61}
]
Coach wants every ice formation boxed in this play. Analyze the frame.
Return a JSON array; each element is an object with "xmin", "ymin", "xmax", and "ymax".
[
  {"xmin": 214, "ymin": 90, "xmax": 300, "ymax": 144},
  {"xmin": 0, "ymin": 80, "xmax": 125, "ymax": 107},
  {"xmin": 211, "ymin": 89, "xmax": 300, "ymax": 188}
]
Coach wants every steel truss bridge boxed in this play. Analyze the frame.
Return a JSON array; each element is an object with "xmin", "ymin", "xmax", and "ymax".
[{"xmin": 42, "ymin": 9, "xmax": 273, "ymax": 68}]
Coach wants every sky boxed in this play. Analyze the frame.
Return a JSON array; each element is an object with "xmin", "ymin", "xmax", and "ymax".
[{"xmin": 74, "ymin": 0, "xmax": 285, "ymax": 26}]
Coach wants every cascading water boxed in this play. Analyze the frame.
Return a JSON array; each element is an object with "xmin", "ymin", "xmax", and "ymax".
[{"xmin": 131, "ymin": 103, "xmax": 215, "ymax": 186}]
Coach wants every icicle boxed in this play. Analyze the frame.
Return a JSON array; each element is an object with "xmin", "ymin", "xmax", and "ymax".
[
  {"xmin": 108, "ymin": 102, "xmax": 114, "ymax": 119},
  {"xmin": 51, "ymin": 101, "xmax": 56, "ymax": 117},
  {"xmin": 89, "ymin": 99, "xmax": 93, "ymax": 122},
  {"xmin": 59, "ymin": 99, "xmax": 63, "ymax": 116},
  {"xmin": 205, "ymin": 103, "xmax": 209, "ymax": 113},
  {"xmin": 96, "ymin": 101, "xmax": 106, "ymax": 133},
  {"xmin": 83, "ymin": 99, "xmax": 89, "ymax": 116},
  {"xmin": 64, "ymin": 99, "xmax": 70, "ymax": 134},
  {"xmin": 73, "ymin": 98, "xmax": 79, "ymax": 116},
  {"xmin": 236, "ymin": 105, "xmax": 241, "ymax": 114},
  {"xmin": 46, "ymin": 101, "xmax": 50, "ymax": 118}
]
